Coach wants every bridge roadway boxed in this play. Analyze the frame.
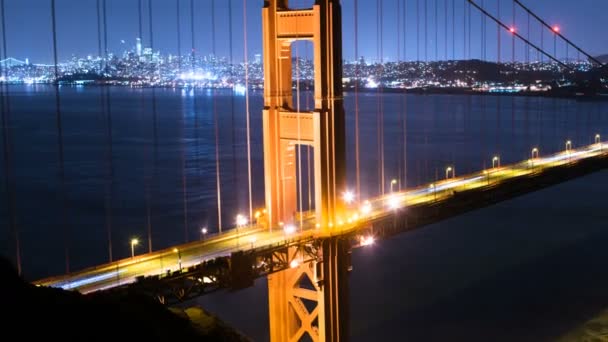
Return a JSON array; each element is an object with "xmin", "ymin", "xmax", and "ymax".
[{"xmin": 34, "ymin": 141, "xmax": 608, "ymax": 295}]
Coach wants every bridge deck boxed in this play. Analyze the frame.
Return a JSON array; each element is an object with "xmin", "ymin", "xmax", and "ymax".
[{"xmin": 34, "ymin": 142, "xmax": 608, "ymax": 301}]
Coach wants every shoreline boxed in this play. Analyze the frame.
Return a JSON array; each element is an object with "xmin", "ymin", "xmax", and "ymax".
[{"xmin": 3, "ymin": 82, "xmax": 608, "ymax": 101}]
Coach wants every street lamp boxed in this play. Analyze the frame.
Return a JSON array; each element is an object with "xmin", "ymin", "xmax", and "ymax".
[
  {"xmin": 342, "ymin": 190, "xmax": 355, "ymax": 204},
  {"xmin": 284, "ymin": 224, "xmax": 296, "ymax": 235},
  {"xmin": 565, "ymin": 140, "xmax": 572, "ymax": 152},
  {"xmin": 429, "ymin": 183, "xmax": 437, "ymax": 201},
  {"xmin": 595, "ymin": 134, "xmax": 601, "ymax": 144},
  {"xmin": 531, "ymin": 147, "xmax": 539, "ymax": 159},
  {"xmin": 200, "ymin": 227, "xmax": 208, "ymax": 241},
  {"xmin": 492, "ymin": 156, "xmax": 500, "ymax": 168},
  {"xmin": 360, "ymin": 200, "xmax": 372, "ymax": 215},
  {"xmin": 390, "ymin": 179, "xmax": 398, "ymax": 193},
  {"xmin": 130, "ymin": 238, "xmax": 139, "ymax": 258},
  {"xmin": 236, "ymin": 214, "xmax": 248, "ymax": 227},
  {"xmin": 445, "ymin": 166, "xmax": 455, "ymax": 179},
  {"xmin": 173, "ymin": 248, "xmax": 182, "ymax": 271}
]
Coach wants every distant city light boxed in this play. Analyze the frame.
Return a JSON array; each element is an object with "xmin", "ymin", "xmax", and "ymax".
[{"xmin": 234, "ymin": 83, "xmax": 246, "ymax": 94}]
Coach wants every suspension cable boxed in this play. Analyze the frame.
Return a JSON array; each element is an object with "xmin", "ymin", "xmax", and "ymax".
[
  {"xmin": 190, "ymin": 0, "xmax": 195, "ymax": 71},
  {"xmin": 511, "ymin": 0, "xmax": 603, "ymax": 67},
  {"xmin": 51, "ymin": 0, "xmax": 70, "ymax": 274},
  {"xmin": 228, "ymin": 0, "xmax": 238, "ymax": 224},
  {"xmin": 469, "ymin": 0, "xmax": 571, "ymax": 70},
  {"xmin": 354, "ymin": 0, "xmax": 360, "ymax": 198},
  {"xmin": 148, "ymin": 0, "xmax": 160, "ymax": 252},
  {"xmin": 0, "ymin": 0, "xmax": 20, "ymax": 275},
  {"xmin": 243, "ymin": 0, "xmax": 253, "ymax": 222},
  {"xmin": 211, "ymin": 0, "xmax": 222, "ymax": 233},
  {"xmin": 295, "ymin": 25, "xmax": 304, "ymax": 231},
  {"xmin": 177, "ymin": 0, "xmax": 188, "ymax": 243},
  {"xmin": 176, "ymin": 0, "xmax": 182, "ymax": 74},
  {"xmin": 97, "ymin": 0, "xmax": 114, "ymax": 261},
  {"xmin": 402, "ymin": 0, "xmax": 407, "ymax": 190},
  {"xmin": 444, "ymin": 0, "xmax": 448, "ymax": 60}
]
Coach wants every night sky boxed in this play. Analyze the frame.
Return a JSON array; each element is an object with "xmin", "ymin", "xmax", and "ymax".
[{"xmin": 2, "ymin": 0, "xmax": 607, "ymax": 64}]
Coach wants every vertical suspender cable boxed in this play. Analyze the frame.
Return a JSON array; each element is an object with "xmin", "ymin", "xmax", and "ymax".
[
  {"xmin": 51, "ymin": 0, "xmax": 70, "ymax": 273},
  {"xmin": 463, "ymin": 0, "xmax": 466, "ymax": 61},
  {"xmin": 190, "ymin": 0, "xmax": 203, "ymax": 236},
  {"xmin": 177, "ymin": 0, "xmax": 188, "ymax": 243},
  {"xmin": 402, "ymin": 0, "xmax": 407, "ymax": 190},
  {"xmin": 512, "ymin": 0, "xmax": 515, "ymax": 62},
  {"xmin": 305, "ymin": 43, "xmax": 311, "ymax": 210},
  {"xmin": 435, "ymin": 0, "xmax": 438, "ymax": 61},
  {"xmin": 228, "ymin": 0, "xmax": 238, "ymax": 220},
  {"xmin": 295, "ymin": 21, "xmax": 303, "ymax": 231},
  {"xmin": 137, "ymin": 0, "xmax": 151, "ymax": 253},
  {"xmin": 103, "ymin": 0, "xmax": 114, "ymax": 262},
  {"xmin": 354, "ymin": 0, "xmax": 360, "ymax": 199},
  {"xmin": 0, "ymin": 0, "xmax": 20, "ymax": 275},
  {"xmin": 497, "ymin": 0, "xmax": 501, "ymax": 63},
  {"xmin": 444, "ymin": 0, "xmax": 448, "ymax": 61},
  {"xmin": 380, "ymin": 0, "xmax": 385, "ymax": 195},
  {"xmin": 139, "ymin": 0, "xmax": 152, "ymax": 253},
  {"xmin": 97, "ymin": 0, "xmax": 114, "ymax": 261},
  {"xmin": 148, "ymin": 0, "xmax": 159, "ymax": 251},
  {"xmin": 417, "ymin": 0, "xmax": 420, "ymax": 62},
  {"xmin": 243, "ymin": 0, "xmax": 253, "ymax": 222},
  {"xmin": 467, "ymin": 0, "xmax": 471, "ymax": 59},
  {"xmin": 190, "ymin": 0, "xmax": 195, "ymax": 70},
  {"xmin": 481, "ymin": 0, "xmax": 484, "ymax": 60},
  {"xmin": 424, "ymin": 0, "xmax": 428, "ymax": 62},
  {"xmin": 211, "ymin": 0, "xmax": 222, "ymax": 233},
  {"xmin": 452, "ymin": 0, "xmax": 455, "ymax": 60},
  {"xmin": 526, "ymin": 10, "xmax": 530, "ymax": 63},
  {"xmin": 176, "ymin": 0, "xmax": 182, "ymax": 73},
  {"xmin": 397, "ymin": 0, "xmax": 402, "ymax": 188}
]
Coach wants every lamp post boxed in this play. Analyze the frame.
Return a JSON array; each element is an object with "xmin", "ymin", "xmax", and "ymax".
[
  {"xmin": 492, "ymin": 156, "xmax": 500, "ymax": 168},
  {"xmin": 531, "ymin": 147, "xmax": 539, "ymax": 159},
  {"xmin": 390, "ymin": 179, "xmax": 398, "ymax": 193},
  {"xmin": 565, "ymin": 140, "xmax": 572, "ymax": 152},
  {"xmin": 173, "ymin": 248, "xmax": 182, "ymax": 271},
  {"xmin": 130, "ymin": 238, "xmax": 139, "ymax": 258},
  {"xmin": 445, "ymin": 166, "xmax": 454, "ymax": 179},
  {"xmin": 200, "ymin": 227, "xmax": 208, "ymax": 241},
  {"xmin": 342, "ymin": 190, "xmax": 355, "ymax": 204}
]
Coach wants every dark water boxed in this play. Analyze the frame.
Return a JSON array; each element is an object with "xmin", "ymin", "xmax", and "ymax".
[{"xmin": 1, "ymin": 85, "xmax": 607, "ymax": 340}]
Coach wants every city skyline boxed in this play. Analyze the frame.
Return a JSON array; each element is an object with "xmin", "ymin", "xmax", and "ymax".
[{"xmin": 1, "ymin": 0, "xmax": 607, "ymax": 65}]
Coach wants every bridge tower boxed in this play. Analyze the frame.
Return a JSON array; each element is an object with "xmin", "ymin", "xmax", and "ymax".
[
  {"xmin": 262, "ymin": 0, "xmax": 346, "ymax": 229},
  {"xmin": 263, "ymin": 1, "xmax": 349, "ymax": 341}
]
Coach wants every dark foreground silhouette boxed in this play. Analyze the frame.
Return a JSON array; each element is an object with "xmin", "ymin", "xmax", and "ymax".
[{"xmin": 3, "ymin": 257, "xmax": 250, "ymax": 341}]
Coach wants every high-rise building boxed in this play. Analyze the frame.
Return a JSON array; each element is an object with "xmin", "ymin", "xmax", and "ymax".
[{"xmin": 136, "ymin": 38, "xmax": 142, "ymax": 57}]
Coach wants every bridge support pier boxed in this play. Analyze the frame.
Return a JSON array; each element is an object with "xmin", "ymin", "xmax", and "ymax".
[{"xmin": 268, "ymin": 238, "xmax": 350, "ymax": 342}]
